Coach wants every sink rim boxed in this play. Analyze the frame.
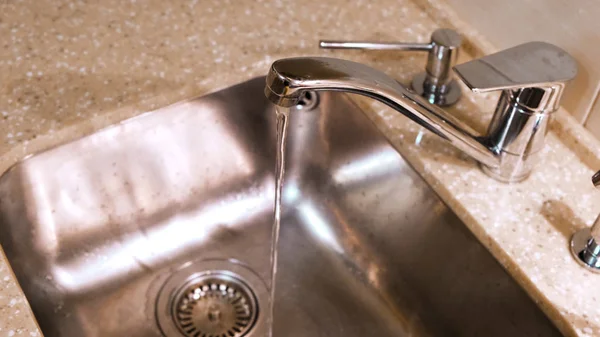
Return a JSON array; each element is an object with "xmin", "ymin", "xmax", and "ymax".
[{"xmin": 0, "ymin": 76, "xmax": 563, "ymax": 337}]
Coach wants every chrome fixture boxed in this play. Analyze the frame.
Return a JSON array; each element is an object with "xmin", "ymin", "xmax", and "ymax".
[
  {"xmin": 156, "ymin": 260, "xmax": 267, "ymax": 337},
  {"xmin": 571, "ymin": 171, "xmax": 600, "ymax": 271},
  {"xmin": 265, "ymin": 41, "xmax": 577, "ymax": 183},
  {"xmin": 170, "ymin": 272, "xmax": 256, "ymax": 337},
  {"xmin": 0, "ymin": 78, "xmax": 562, "ymax": 336},
  {"xmin": 320, "ymin": 28, "xmax": 463, "ymax": 106}
]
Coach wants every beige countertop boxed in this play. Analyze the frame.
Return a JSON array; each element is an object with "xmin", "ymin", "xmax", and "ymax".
[{"xmin": 2, "ymin": 0, "xmax": 600, "ymax": 336}]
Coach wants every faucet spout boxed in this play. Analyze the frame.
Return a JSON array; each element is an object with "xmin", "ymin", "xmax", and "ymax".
[{"xmin": 265, "ymin": 57, "xmax": 501, "ymax": 169}]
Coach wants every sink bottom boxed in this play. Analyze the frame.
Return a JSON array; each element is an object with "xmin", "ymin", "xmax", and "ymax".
[{"xmin": 0, "ymin": 77, "xmax": 562, "ymax": 336}]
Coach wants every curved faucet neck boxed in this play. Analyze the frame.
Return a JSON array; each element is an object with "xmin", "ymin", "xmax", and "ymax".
[{"xmin": 265, "ymin": 57, "xmax": 501, "ymax": 170}]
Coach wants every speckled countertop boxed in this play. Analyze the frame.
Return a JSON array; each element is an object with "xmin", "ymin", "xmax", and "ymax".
[{"xmin": 2, "ymin": 0, "xmax": 600, "ymax": 336}]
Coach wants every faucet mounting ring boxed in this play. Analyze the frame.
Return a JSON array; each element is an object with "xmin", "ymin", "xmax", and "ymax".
[
  {"xmin": 571, "ymin": 228, "xmax": 600, "ymax": 272},
  {"xmin": 411, "ymin": 72, "xmax": 461, "ymax": 106}
]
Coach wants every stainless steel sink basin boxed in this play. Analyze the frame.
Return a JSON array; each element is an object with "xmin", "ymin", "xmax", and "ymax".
[{"xmin": 0, "ymin": 77, "xmax": 562, "ymax": 337}]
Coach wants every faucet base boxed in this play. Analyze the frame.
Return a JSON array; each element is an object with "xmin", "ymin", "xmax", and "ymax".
[
  {"xmin": 479, "ymin": 162, "xmax": 530, "ymax": 184},
  {"xmin": 478, "ymin": 149, "xmax": 539, "ymax": 183},
  {"xmin": 570, "ymin": 228, "xmax": 600, "ymax": 272},
  {"xmin": 411, "ymin": 72, "xmax": 461, "ymax": 107}
]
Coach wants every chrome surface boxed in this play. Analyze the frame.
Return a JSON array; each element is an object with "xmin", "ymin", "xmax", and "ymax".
[
  {"xmin": 293, "ymin": 91, "xmax": 319, "ymax": 111},
  {"xmin": 455, "ymin": 42, "xmax": 577, "ymax": 180},
  {"xmin": 571, "ymin": 228, "xmax": 600, "ymax": 272},
  {"xmin": 571, "ymin": 170, "xmax": 600, "ymax": 272},
  {"xmin": 318, "ymin": 41, "xmax": 432, "ymax": 51},
  {"xmin": 453, "ymin": 42, "xmax": 575, "ymax": 112},
  {"xmin": 171, "ymin": 271, "xmax": 257, "ymax": 337},
  {"xmin": 0, "ymin": 77, "xmax": 562, "ymax": 336},
  {"xmin": 266, "ymin": 41, "xmax": 577, "ymax": 182},
  {"xmin": 320, "ymin": 28, "xmax": 463, "ymax": 106},
  {"xmin": 156, "ymin": 259, "xmax": 269, "ymax": 337},
  {"xmin": 411, "ymin": 72, "xmax": 461, "ymax": 107}
]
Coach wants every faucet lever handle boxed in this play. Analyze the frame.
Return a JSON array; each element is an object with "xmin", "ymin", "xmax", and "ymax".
[
  {"xmin": 453, "ymin": 42, "xmax": 577, "ymax": 112},
  {"xmin": 320, "ymin": 28, "xmax": 463, "ymax": 106}
]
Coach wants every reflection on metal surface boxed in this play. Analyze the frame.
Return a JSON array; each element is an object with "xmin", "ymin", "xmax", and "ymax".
[
  {"xmin": 296, "ymin": 200, "xmax": 344, "ymax": 254},
  {"xmin": 0, "ymin": 78, "xmax": 562, "ymax": 336},
  {"xmin": 571, "ymin": 170, "xmax": 600, "ymax": 272},
  {"xmin": 171, "ymin": 271, "xmax": 257, "ymax": 337},
  {"xmin": 332, "ymin": 149, "xmax": 399, "ymax": 186},
  {"xmin": 320, "ymin": 28, "xmax": 463, "ymax": 106},
  {"xmin": 266, "ymin": 41, "xmax": 577, "ymax": 182},
  {"xmin": 51, "ymin": 189, "xmax": 269, "ymax": 295},
  {"xmin": 155, "ymin": 259, "xmax": 268, "ymax": 337},
  {"xmin": 571, "ymin": 228, "xmax": 600, "ymax": 272}
]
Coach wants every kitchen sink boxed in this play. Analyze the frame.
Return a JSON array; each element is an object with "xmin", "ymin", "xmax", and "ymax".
[{"xmin": 0, "ymin": 77, "xmax": 562, "ymax": 336}]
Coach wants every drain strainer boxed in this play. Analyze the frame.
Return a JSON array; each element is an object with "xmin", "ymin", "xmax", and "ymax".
[
  {"xmin": 155, "ymin": 259, "xmax": 268, "ymax": 337},
  {"xmin": 172, "ymin": 272, "xmax": 258, "ymax": 337}
]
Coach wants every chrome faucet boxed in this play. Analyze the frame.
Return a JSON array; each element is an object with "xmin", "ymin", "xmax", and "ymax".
[
  {"xmin": 571, "ymin": 171, "xmax": 600, "ymax": 271},
  {"xmin": 264, "ymin": 32, "xmax": 577, "ymax": 183}
]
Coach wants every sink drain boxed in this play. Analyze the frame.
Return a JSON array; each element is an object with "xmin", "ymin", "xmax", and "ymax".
[
  {"xmin": 172, "ymin": 272, "xmax": 257, "ymax": 337},
  {"xmin": 155, "ymin": 259, "xmax": 269, "ymax": 337}
]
